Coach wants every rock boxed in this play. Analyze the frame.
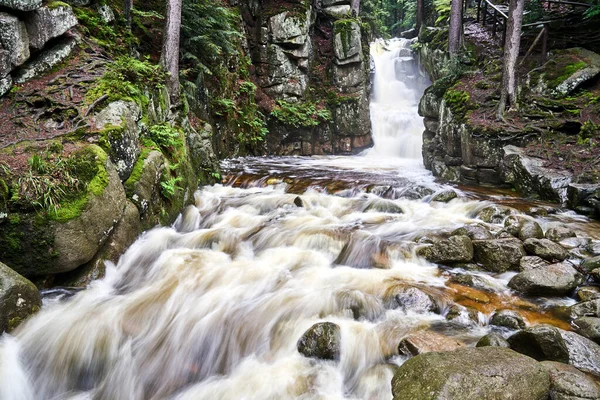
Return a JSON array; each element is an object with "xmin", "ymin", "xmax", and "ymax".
[
  {"xmin": 431, "ymin": 189, "xmax": 458, "ymax": 203},
  {"xmin": 417, "ymin": 235, "xmax": 473, "ymax": 263},
  {"xmin": 0, "ymin": 12, "xmax": 30, "ymax": 68},
  {"xmin": 0, "ymin": 0, "xmax": 41, "ymax": 11},
  {"xmin": 293, "ymin": 196, "xmax": 303, "ymax": 207},
  {"xmin": 490, "ymin": 310, "xmax": 526, "ymax": 330},
  {"xmin": 24, "ymin": 4, "xmax": 78, "ymax": 49},
  {"xmin": 519, "ymin": 221, "xmax": 544, "ymax": 241},
  {"xmin": 473, "ymin": 238, "xmax": 525, "ymax": 273},
  {"xmin": 541, "ymin": 361, "xmax": 600, "ymax": 400},
  {"xmin": 363, "ymin": 198, "xmax": 403, "ymax": 214},
  {"xmin": 523, "ymin": 238, "xmax": 569, "ymax": 262},
  {"xmin": 519, "ymin": 256, "xmax": 549, "ymax": 271},
  {"xmin": 0, "ymin": 261, "xmax": 41, "ymax": 333},
  {"xmin": 126, "ymin": 150, "xmax": 165, "ymax": 217},
  {"xmin": 576, "ymin": 287, "xmax": 600, "ymax": 302},
  {"xmin": 397, "ymin": 330, "xmax": 464, "ymax": 356},
  {"xmin": 476, "ymin": 332, "xmax": 510, "ymax": 348},
  {"xmin": 568, "ymin": 183, "xmax": 600, "ymax": 219},
  {"xmin": 445, "ymin": 304, "xmax": 480, "ymax": 325},
  {"xmin": 0, "ymin": 47, "xmax": 10, "ymax": 77},
  {"xmin": 418, "ymin": 87, "xmax": 442, "ymax": 118},
  {"xmin": 297, "ymin": 322, "xmax": 341, "ymax": 361},
  {"xmin": 53, "ymin": 155, "xmax": 126, "ymax": 274},
  {"xmin": 95, "ymin": 100, "xmax": 142, "ymax": 181},
  {"xmin": 400, "ymin": 28, "xmax": 417, "ymax": 39},
  {"xmin": 186, "ymin": 122, "xmax": 219, "ymax": 179},
  {"xmin": 451, "ymin": 224, "xmax": 493, "ymax": 240},
  {"xmin": 449, "ymin": 273, "xmax": 496, "ymax": 292},
  {"xmin": 333, "ymin": 20, "xmax": 362, "ymax": 65},
  {"xmin": 261, "ymin": 43, "xmax": 308, "ymax": 98},
  {"xmin": 391, "ymin": 347, "xmax": 550, "ymax": 400},
  {"xmin": 386, "ymin": 286, "xmax": 439, "ymax": 313},
  {"xmin": 590, "ymin": 268, "xmax": 600, "ymax": 282},
  {"xmin": 508, "ymin": 325, "xmax": 570, "ymax": 363},
  {"xmin": 546, "ymin": 226, "xmax": 577, "ymax": 242},
  {"xmin": 559, "ymin": 237, "xmax": 590, "ymax": 250},
  {"xmin": 13, "ymin": 36, "xmax": 77, "ymax": 84},
  {"xmin": 454, "ymin": 286, "xmax": 491, "ymax": 304},
  {"xmin": 0, "ymin": 76, "xmax": 11, "ymax": 97},
  {"xmin": 323, "ymin": 5, "xmax": 351, "ymax": 17},
  {"xmin": 503, "ymin": 215, "xmax": 527, "ymax": 236},
  {"xmin": 561, "ymin": 330, "xmax": 600, "ymax": 377},
  {"xmin": 475, "ymin": 204, "xmax": 514, "ymax": 224},
  {"xmin": 569, "ymin": 299, "xmax": 600, "ymax": 319},
  {"xmin": 269, "ymin": 10, "xmax": 310, "ymax": 46},
  {"xmin": 97, "ymin": 4, "xmax": 115, "ymax": 23},
  {"xmin": 508, "ymin": 262, "xmax": 583, "ymax": 296},
  {"xmin": 574, "ymin": 317, "xmax": 600, "ymax": 344},
  {"xmin": 581, "ymin": 256, "xmax": 600, "ymax": 273}
]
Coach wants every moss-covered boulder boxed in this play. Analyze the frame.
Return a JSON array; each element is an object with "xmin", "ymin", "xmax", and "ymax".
[
  {"xmin": 297, "ymin": 322, "xmax": 341, "ymax": 361},
  {"xmin": 0, "ymin": 261, "xmax": 41, "ymax": 333},
  {"xmin": 391, "ymin": 347, "xmax": 550, "ymax": 400}
]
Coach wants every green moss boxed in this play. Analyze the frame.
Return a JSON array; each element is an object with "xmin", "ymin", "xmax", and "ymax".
[
  {"xmin": 548, "ymin": 61, "xmax": 587, "ymax": 88},
  {"xmin": 124, "ymin": 147, "xmax": 154, "ymax": 193},
  {"xmin": 334, "ymin": 19, "xmax": 357, "ymax": 58},
  {"xmin": 444, "ymin": 88, "xmax": 475, "ymax": 119},
  {"xmin": 270, "ymin": 100, "xmax": 332, "ymax": 128},
  {"xmin": 48, "ymin": 1, "xmax": 70, "ymax": 9}
]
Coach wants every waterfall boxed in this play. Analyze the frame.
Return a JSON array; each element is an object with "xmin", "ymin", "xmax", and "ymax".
[{"xmin": 366, "ymin": 38, "xmax": 430, "ymax": 160}]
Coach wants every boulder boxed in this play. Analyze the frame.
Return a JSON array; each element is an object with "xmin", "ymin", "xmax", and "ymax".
[
  {"xmin": 431, "ymin": 189, "xmax": 458, "ymax": 203},
  {"xmin": 0, "ymin": 261, "xmax": 41, "ymax": 333},
  {"xmin": 13, "ymin": 36, "xmax": 77, "ymax": 84},
  {"xmin": 0, "ymin": 48, "xmax": 10, "ymax": 77},
  {"xmin": 269, "ymin": 10, "xmax": 310, "ymax": 46},
  {"xmin": 24, "ymin": 4, "xmax": 78, "ymax": 50},
  {"xmin": 449, "ymin": 273, "xmax": 497, "ymax": 292},
  {"xmin": 523, "ymin": 238, "xmax": 569, "ymax": 262},
  {"xmin": 126, "ymin": 150, "xmax": 165, "ymax": 217},
  {"xmin": 508, "ymin": 262, "xmax": 583, "ymax": 296},
  {"xmin": 0, "ymin": 12, "xmax": 29, "ymax": 68},
  {"xmin": 473, "ymin": 238, "xmax": 525, "ymax": 272},
  {"xmin": 364, "ymin": 198, "xmax": 404, "ymax": 214},
  {"xmin": 574, "ymin": 317, "xmax": 600, "ymax": 344},
  {"xmin": 0, "ymin": 75, "xmax": 11, "ymax": 97},
  {"xmin": 541, "ymin": 361, "xmax": 600, "ymax": 400},
  {"xmin": 590, "ymin": 268, "xmax": 600, "ymax": 282},
  {"xmin": 581, "ymin": 256, "xmax": 600, "ymax": 273},
  {"xmin": 476, "ymin": 332, "xmax": 510, "ymax": 348},
  {"xmin": 519, "ymin": 256, "xmax": 549, "ymax": 271},
  {"xmin": 570, "ymin": 299, "xmax": 600, "ymax": 319},
  {"xmin": 561, "ymin": 330, "xmax": 600, "ymax": 377},
  {"xmin": 322, "ymin": 5, "xmax": 351, "ymax": 17},
  {"xmin": 0, "ymin": 0, "xmax": 41, "ymax": 11},
  {"xmin": 475, "ymin": 204, "xmax": 514, "ymax": 224},
  {"xmin": 576, "ymin": 287, "xmax": 600, "ymax": 302},
  {"xmin": 519, "ymin": 221, "xmax": 544, "ymax": 241},
  {"xmin": 95, "ymin": 100, "xmax": 142, "ymax": 181},
  {"xmin": 503, "ymin": 215, "xmax": 527, "ymax": 236},
  {"xmin": 445, "ymin": 304, "xmax": 480, "ymax": 325},
  {"xmin": 417, "ymin": 235, "xmax": 473, "ymax": 264},
  {"xmin": 451, "ymin": 224, "xmax": 493, "ymax": 240},
  {"xmin": 391, "ymin": 347, "xmax": 550, "ymax": 400},
  {"xmin": 333, "ymin": 20, "xmax": 362, "ymax": 65},
  {"xmin": 567, "ymin": 183, "xmax": 600, "ymax": 218},
  {"xmin": 490, "ymin": 310, "xmax": 526, "ymax": 330},
  {"xmin": 398, "ymin": 330, "xmax": 464, "ymax": 356},
  {"xmin": 297, "ymin": 322, "xmax": 341, "ymax": 361},
  {"xmin": 546, "ymin": 226, "xmax": 577, "ymax": 242},
  {"xmin": 386, "ymin": 286, "xmax": 439, "ymax": 313}
]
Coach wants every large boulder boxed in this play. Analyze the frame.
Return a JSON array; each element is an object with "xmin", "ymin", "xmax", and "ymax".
[
  {"xmin": 0, "ymin": 12, "xmax": 29, "ymax": 68},
  {"xmin": 24, "ymin": 4, "xmax": 78, "ymax": 50},
  {"xmin": 391, "ymin": 347, "xmax": 550, "ymax": 400},
  {"xmin": 0, "ymin": 0, "xmax": 41, "ymax": 11},
  {"xmin": 397, "ymin": 330, "xmax": 464, "ymax": 356},
  {"xmin": 519, "ymin": 221, "xmax": 544, "ymax": 241},
  {"xmin": 574, "ymin": 317, "xmax": 600, "ymax": 344},
  {"xmin": 523, "ymin": 238, "xmax": 569, "ymax": 262},
  {"xmin": 508, "ymin": 262, "xmax": 583, "ymax": 296},
  {"xmin": 417, "ymin": 235, "xmax": 473, "ymax": 264},
  {"xmin": 541, "ymin": 361, "xmax": 600, "ymax": 400},
  {"xmin": 0, "ymin": 261, "xmax": 41, "ymax": 332},
  {"xmin": 581, "ymin": 255, "xmax": 600, "ymax": 273},
  {"xmin": 546, "ymin": 226, "xmax": 576, "ymax": 242},
  {"xmin": 297, "ymin": 322, "xmax": 341, "ymax": 361},
  {"xmin": 569, "ymin": 299, "xmax": 600, "ymax": 319},
  {"xmin": 473, "ymin": 238, "xmax": 525, "ymax": 272}
]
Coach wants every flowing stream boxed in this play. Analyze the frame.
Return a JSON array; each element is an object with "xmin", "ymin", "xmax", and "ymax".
[{"xmin": 1, "ymin": 39, "xmax": 599, "ymax": 400}]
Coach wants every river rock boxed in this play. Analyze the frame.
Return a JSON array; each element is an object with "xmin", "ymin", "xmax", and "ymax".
[
  {"xmin": 386, "ymin": 286, "xmax": 439, "ymax": 313},
  {"xmin": 569, "ymin": 299, "xmax": 600, "ymax": 319},
  {"xmin": 581, "ymin": 256, "xmax": 600, "ymax": 272},
  {"xmin": 24, "ymin": 4, "xmax": 78, "ymax": 49},
  {"xmin": 508, "ymin": 262, "xmax": 583, "ymax": 296},
  {"xmin": 0, "ymin": 12, "xmax": 30, "ymax": 68},
  {"xmin": 590, "ymin": 268, "xmax": 600, "ymax": 282},
  {"xmin": 574, "ymin": 317, "xmax": 600, "ymax": 344},
  {"xmin": 576, "ymin": 287, "xmax": 600, "ymax": 302},
  {"xmin": 542, "ymin": 361, "xmax": 600, "ymax": 400},
  {"xmin": 445, "ymin": 304, "xmax": 480, "ymax": 325},
  {"xmin": 561, "ymin": 330, "xmax": 600, "ymax": 377},
  {"xmin": 519, "ymin": 255, "xmax": 549, "ymax": 271},
  {"xmin": 397, "ymin": 330, "xmax": 464, "ymax": 357},
  {"xmin": 0, "ymin": 0, "xmax": 41, "ymax": 11},
  {"xmin": 417, "ymin": 235, "xmax": 473, "ymax": 263},
  {"xmin": 523, "ymin": 238, "xmax": 569, "ymax": 262},
  {"xmin": 546, "ymin": 226, "xmax": 577, "ymax": 242},
  {"xmin": 363, "ymin": 198, "xmax": 403, "ymax": 214},
  {"xmin": 451, "ymin": 224, "xmax": 493, "ymax": 240},
  {"xmin": 431, "ymin": 189, "xmax": 458, "ymax": 203},
  {"xmin": 0, "ymin": 261, "xmax": 41, "ymax": 333},
  {"xmin": 473, "ymin": 238, "xmax": 525, "ymax": 272},
  {"xmin": 475, "ymin": 204, "xmax": 514, "ymax": 224},
  {"xmin": 519, "ymin": 221, "xmax": 544, "ymax": 241},
  {"xmin": 503, "ymin": 215, "xmax": 527, "ymax": 236},
  {"xmin": 476, "ymin": 332, "xmax": 510, "ymax": 348},
  {"xmin": 490, "ymin": 310, "xmax": 526, "ymax": 330},
  {"xmin": 297, "ymin": 322, "xmax": 341, "ymax": 361},
  {"xmin": 391, "ymin": 347, "xmax": 550, "ymax": 400}
]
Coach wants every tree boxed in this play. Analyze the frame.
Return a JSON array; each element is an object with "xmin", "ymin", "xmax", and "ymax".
[
  {"xmin": 416, "ymin": 0, "xmax": 424, "ymax": 33},
  {"xmin": 497, "ymin": 0, "xmax": 525, "ymax": 119},
  {"xmin": 351, "ymin": 0, "xmax": 361, "ymax": 16},
  {"xmin": 161, "ymin": 0, "xmax": 182, "ymax": 104},
  {"xmin": 448, "ymin": 0, "xmax": 463, "ymax": 53},
  {"xmin": 124, "ymin": 0, "xmax": 133, "ymax": 29}
]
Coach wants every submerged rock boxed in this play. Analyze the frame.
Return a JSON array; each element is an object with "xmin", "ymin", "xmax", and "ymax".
[
  {"xmin": 297, "ymin": 322, "xmax": 341, "ymax": 361},
  {"xmin": 0, "ymin": 261, "xmax": 41, "ymax": 332},
  {"xmin": 391, "ymin": 347, "xmax": 550, "ymax": 400},
  {"xmin": 473, "ymin": 238, "xmax": 525, "ymax": 272},
  {"xmin": 508, "ymin": 262, "xmax": 583, "ymax": 296},
  {"xmin": 417, "ymin": 235, "xmax": 473, "ymax": 264},
  {"xmin": 541, "ymin": 361, "xmax": 600, "ymax": 400}
]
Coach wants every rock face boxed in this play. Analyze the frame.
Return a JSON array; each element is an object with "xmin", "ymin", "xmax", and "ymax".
[
  {"xmin": 13, "ymin": 36, "xmax": 78, "ymax": 84},
  {"xmin": 508, "ymin": 262, "xmax": 583, "ymax": 295},
  {"xmin": 391, "ymin": 347, "xmax": 550, "ymax": 400},
  {"xmin": 0, "ymin": 12, "xmax": 30, "ymax": 68},
  {"xmin": 297, "ymin": 322, "xmax": 341, "ymax": 361},
  {"xmin": 473, "ymin": 238, "xmax": 525, "ymax": 272},
  {"xmin": 0, "ymin": 261, "xmax": 41, "ymax": 333},
  {"xmin": 0, "ymin": 0, "xmax": 41, "ymax": 11},
  {"xmin": 24, "ymin": 5, "xmax": 78, "ymax": 49}
]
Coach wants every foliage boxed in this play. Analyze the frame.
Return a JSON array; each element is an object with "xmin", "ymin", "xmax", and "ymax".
[
  {"xmin": 444, "ymin": 88, "xmax": 475, "ymax": 118},
  {"xmin": 434, "ymin": 0, "xmax": 451, "ymax": 25},
  {"xmin": 584, "ymin": 0, "xmax": 600, "ymax": 19},
  {"xmin": 270, "ymin": 101, "xmax": 333, "ymax": 128},
  {"xmin": 160, "ymin": 176, "xmax": 183, "ymax": 199},
  {"xmin": 148, "ymin": 123, "xmax": 184, "ymax": 151}
]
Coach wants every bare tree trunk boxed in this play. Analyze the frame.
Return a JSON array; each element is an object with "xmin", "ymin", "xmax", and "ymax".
[
  {"xmin": 497, "ymin": 0, "xmax": 525, "ymax": 119},
  {"xmin": 124, "ymin": 0, "xmax": 133, "ymax": 29},
  {"xmin": 448, "ymin": 0, "xmax": 463, "ymax": 53},
  {"xmin": 161, "ymin": 0, "xmax": 182, "ymax": 105},
  {"xmin": 351, "ymin": 0, "xmax": 360, "ymax": 16},
  {"xmin": 416, "ymin": 0, "xmax": 424, "ymax": 33}
]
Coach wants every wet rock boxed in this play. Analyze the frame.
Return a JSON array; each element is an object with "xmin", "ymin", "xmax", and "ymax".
[
  {"xmin": 561, "ymin": 330, "xmax": 600, "ymax": 377},
  {"xmin": 541, "ymin": 361, "xmax": 600, "ymax": 400},
  {"xmin": 568, "ymin": 183, "xmax": 600, "ymax": 219},
  {"xmin": 0, "ymin": 12, "xmax": 30, "ymax": 68},
  {"xmin": 451, "ymin": 224, "xmax": 493, "ymax": 240},
  {"xmin": 569, "ymin": 299, "xmax": 600, "ymax": 319},
  {"xmin": 449, "ymin": 273, "xmax": 496, "ymax": 292},
  {"xmin": 519, "ymin": 256, "xmax": 549, "ymax": 271},
  {"xmin": 417, "ymin": 235, "xmax": 473, "ymax": 263},
  {"xmin": 431, "ymin": 189, "xmax": 457, "ymax": 203},
  {"xmin": 476, "ymin": 332, "xmax": 510, "ymax": 348},
  {"xmin": 590, "ymin": 268, "xmax": 600, "ymax": 282},
  {"xmin": 391, "ymin": 347, "xmax": 550, "ymax": 400},
  {"xmin": 386, "ymin": 287, "xmax": 439, "ymax": 313},
  {"xmin": 127, "ymin": 150, "xmax": 166, "ymax": 217},
  {"xmin": 503, "ymin": 215, "xmax": 527, "ymax": 236},
  {"xmin": 297, "ymin": 322, "xmax": 341, "ymax": 361},
  {"xmin": 576, "ymin": 287, "xmax": 600, "ymax": 302},
  {"xmin": 581, "ymin": 256, "xmax": 600, "ymax": 273},
  {"xmin": 589, "ymin": 241, "xmax": 600, "ymax": 256},
  {"xmin": 475, "ymin": 204, "xmax": 514, "ymax": 224},
  {"xmin": 508, "ymin": 325, "xmax": 570, "ymax": 363},
  {"xmin": 446, "ymin": 304, "xmax": 480, "ymax": 325},
  {"xmin": 0, "ymin": 261, "xmax": 41, "ymax": 333},
  {"xmin": 574, "ymin": 317, "xmax": 600, "ymax": 344},
  {"xmin": 454, "ymin": 286, "xmax": 491, "ymax": 304},
  {"xmin": 13, "ymin": 36, "xmax": 77, "ymax": 84},
  {"xmin": 25, "ymin": 4, "xmax": 78, "ymax": 49},
  {"xmin": 473, "ymin": 238, "xmax": 525, "ymax": 273},
  {"xmin": 509, "ymin": 262, "xmax": 583, "ymax": 296},
  {"xmin": 293, "ymin": 196, "xmax": 303, "ymax": 207},
  {"xmin": 546, "ymin": 226, "xmax": 577, "ymax": 242},
  {"xmin": 490, "ymin": 310, "xmax": 526, "ymax": 330},
  {"xmin": 559, "ymin": 237, "xmax": 590, "ymax": 250},
  {"xmin": 363, "ymin": 198, "xmax": 403, "ymax": 214},
  {"xmin": 523, "ymin": 238, "xmax": 569, "ymax": 262},
  {"xmin": 398, "ymin": 330, "xmax": 464, "ymax": 357},
  {"xmin": 0, "ymin": 0, "xmax": 41, "ymax": 11},
  {"xmin": 519, "ymin": 221, "xmax": 544, "ymax": 241}
]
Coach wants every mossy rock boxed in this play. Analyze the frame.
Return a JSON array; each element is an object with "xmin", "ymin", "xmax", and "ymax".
[{"xmin": 0, "ymin": 261, "xmax": 41, "ymax": 333}]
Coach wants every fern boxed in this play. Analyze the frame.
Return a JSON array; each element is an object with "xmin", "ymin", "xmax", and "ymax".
[{"xmin": 434, "ymin": 0, "xmax": 452, "ymax": 25}]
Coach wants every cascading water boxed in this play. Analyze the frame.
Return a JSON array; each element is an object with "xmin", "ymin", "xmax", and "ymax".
[{"xmin": 0, "ymin": 41, "xmax": 596, "ymax": 400}]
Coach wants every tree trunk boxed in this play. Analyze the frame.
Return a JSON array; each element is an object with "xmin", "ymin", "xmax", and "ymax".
[
  {"xmin": 497, "ymin": 0, "xmax": 525, "ymax": 119},
  {"xmin": 161, "ymin": 0, "xmax": 182, "ymax": 105},
  {"xmin": 448, "ymin": 0, "xmax": 463, "ymax": 53},
  {"xmin": 416, "ymin": 0, "xmax": 424, "ymax": 33},
  {"xmin": 351, "ymin": 0, "xmax": 360, "ymax": 16},
  {"xmin": 124, "ymin": 0, "xmax": 133, "ymax": 29}
]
